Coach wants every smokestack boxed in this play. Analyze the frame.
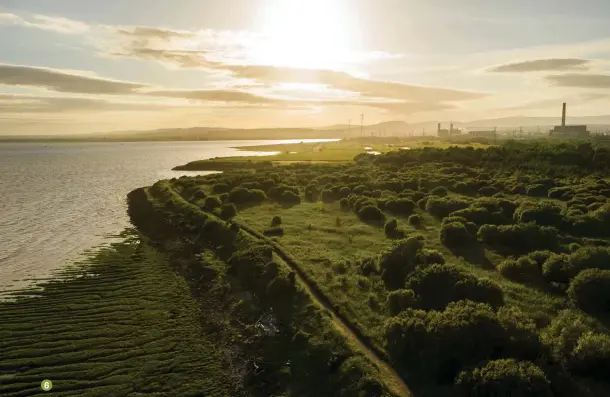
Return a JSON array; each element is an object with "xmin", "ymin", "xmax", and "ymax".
[
  {"xmin": 437, "ymin": 123, "xmax": 441, "ymax": 132},
  {"xmin": 562, "ymin": 102, "xmax": 566, "ymax": 127}
]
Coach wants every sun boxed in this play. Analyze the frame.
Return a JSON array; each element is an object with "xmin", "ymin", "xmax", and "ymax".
[{"xmin": 254, "ymin": 0, "xmax": 353, "ymax": 70}]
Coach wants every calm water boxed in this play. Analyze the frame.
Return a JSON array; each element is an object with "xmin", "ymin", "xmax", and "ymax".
[{"xmin": 0, "ymin": 139, "xmax": 335, "ymax": 292}]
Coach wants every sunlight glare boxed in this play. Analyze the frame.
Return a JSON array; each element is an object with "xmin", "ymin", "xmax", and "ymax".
[{"xmin": 255, "ymin": 0, "xmax": 353, "ymax": 70}]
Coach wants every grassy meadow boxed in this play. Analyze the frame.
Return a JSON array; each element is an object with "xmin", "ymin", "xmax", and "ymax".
[{"xmin": 163, "ymin": 139, "xmax": 610, "ymax": 396}]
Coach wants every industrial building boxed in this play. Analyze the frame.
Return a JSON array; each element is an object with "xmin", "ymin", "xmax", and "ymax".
[
  {"xmin": 549, "ymin": 103, "xmax": 589, "ymax": 138},
  {"xmin": 467, "ymin": 130, "xmax": 495, "ymax": 138},
  {"xmin": 437, "ymin": 123, "xmax": 461, "ymax": 137}
]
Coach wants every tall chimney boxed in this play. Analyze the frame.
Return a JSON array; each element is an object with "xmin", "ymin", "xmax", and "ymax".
[
  {"xmin": 437, "ymin": 123, "xmax": 441, "ymax": 132},
  {"xmin": 562, "ymin": 102, "xmax": 566, "ymax": 127}
]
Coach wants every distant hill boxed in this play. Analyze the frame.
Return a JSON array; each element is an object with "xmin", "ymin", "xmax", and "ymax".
[{"xmin": 4, "ymin": 115, "xmax": 610, "ymax": 142}]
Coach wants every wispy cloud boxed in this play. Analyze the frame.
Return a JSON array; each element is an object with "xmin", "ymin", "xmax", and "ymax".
[
  {"xmin": 547, "ymin": 73, "xmax": 610, "ymax": 89},
  {"xmin": 488, "ymin": 58, "xmax": 591, "ymax": 73},
  {"xmin": 0, "ymin": 12, "xmax": 89, "ymax": 34},
  {"xmin": 0, "ymin": 64, "xmax": 146, "ymax": 94},
  {"xmin": 0, "ymin": 93, "xmax": 171, "ymax": 113}
]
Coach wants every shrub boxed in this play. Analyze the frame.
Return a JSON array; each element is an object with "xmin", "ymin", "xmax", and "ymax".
[
  {"xmin": 379, "ymin": 237, "xmax": 425, "ymax": 289},
  {"xmin": 478, "ymin": 186, "xmax": 499, "ymax": 197},
  {"xmin": 385, "ymin": 198, "xmax": 416, "ymax": 215},
  {"xmin": 263, "ymin": 226, "xmax": 285, "ymax": 237},
  {"xmin": 526, "ymin": 184, "xmax": 548, "ymax": 197},
  {"xmin": 452, "ymin": 206, "xmax": 507, "ymax": 226},
  {"xmin": 192, "ymin": 190, "xmax": 207, "ymax": 200},
  {"xmin": 526, "ymin": 250, "xmax": 553, "ymax": 267},
  {"xmin": 541, "ymin": 310, "xmax": 605, "ymax": 368},
  {"xmin": 426, "ymin": 196, "xmax": 471, "ymax": 219},
  {"xmin": 416, "ymin": 249, "xmax": 445, "ymax": 266},
  {"xmin": 497, "ymin": 257, "xmax": 541, "ymax": 283},
  {"xmin": 542, "ymin": 254, "xmax": 578, "ymax": 283},
  {"xmin": 387, "ymin": 289, "xmax": 418, "ymax": 315},
  {"xmin": 227, "ymin": 187, "xmax": 250, "ymax": 204},
  {"xmin": 219, "ymin": 203, "xmax": 237, "ymax": 219},
  {"xmin": 248, "ymin": 189, "xmax": 267, "ymax": 204},
  {"xmin": 321, "ymin": 189, "xmax": 335, "ymax": 203},
  {"xmin": 440, "ymin": 222, "xmax": 476, "ymax": 247},
  {"xmin": 271, "ymin": 215, "xmax": 282, "ymax": 226},
  {"xmin": 405, "ymin": 264, "xmax": 504, "ymax": 310},
  {"xmin": 386, "ymin": 301, "xmax": 508, "ymax": 380},
  {"xmin": 567, "ymin": 269, "xmax": 610, "ymax": 314},
  {"xmin": 513, "ymin": 201, "xmax": 564, "ymax": 227},
  {"xmin": 477, "ymin": 223, "xmax": 558, "ymax": 254},
  {"xmin": 430, "ymin": 186, "xmax": 448, "ymax": 197},
  {"xmin": 570, "ymin": 332, "xmax": 610, "ymax": 378},
  {"xmin": 408, "ymin": 214, "xmax": 422, "ymax": 226},
  {"xmin": 569, "ymin": 246, "xmax": 610, "ymax": 272},
  {"xmin": 417, "ymin": 197, "xmax": 429, "ymax": 210},
  {"xmin": 339, "ymin": 197, "xmax": 349, "ymax": 210},
  {"xmin": 455, "ymin": 359, "xmax": 552, "ymax": 397},
  {"xmin": 212, "ymin": 183, "xmax": 230, "ymax": 194},
  {"xmin": 358, "ymin": 205, "xmax": 385, "ymax": 222},
  {"xmin": 384, "ymin": 219, "xmax": 398, "ymax": 236},
  {"xmin": 203, "ymin": 196, "xmax": 222, "ymax": 211}
]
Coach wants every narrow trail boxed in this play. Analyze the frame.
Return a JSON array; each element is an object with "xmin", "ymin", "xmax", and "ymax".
[
  {"xmin": 162, "ymin": 183, "xmax": 412, "ymax": 397},
  {"xmin": 235, "ymin": 221, "xmax": 412, "ymax": 397}
]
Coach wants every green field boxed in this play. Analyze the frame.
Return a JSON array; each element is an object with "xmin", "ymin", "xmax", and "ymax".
[
  {"xmin": 174, "ymin": 137, "xmax": 493, "ymax": 170},
  {"xmin": 165, "ymin": 140, "xmax": 610, "ymax": 396}
]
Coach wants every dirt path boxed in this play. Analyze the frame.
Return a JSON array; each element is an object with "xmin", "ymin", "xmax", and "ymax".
[{"xmin": 236, "ymin": 222, "xmax": 412, "ymax": 397}]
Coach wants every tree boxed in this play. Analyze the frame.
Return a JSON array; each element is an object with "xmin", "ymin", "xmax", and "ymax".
[{"xmin": 455, "ymin": 359, "xmax": 552, "ymax": 397}]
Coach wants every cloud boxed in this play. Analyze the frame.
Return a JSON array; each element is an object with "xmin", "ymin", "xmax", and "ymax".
[
  {"xmin": 546, "ymin": 73, "xmax": 610, "ymax": 89},
  {"xmin": 0, "ymin": 64, "xmax": 147, "ymax": 94},
  {"xmin": 115, "ymin": 26, "xmax": 195, "ymax": 39},
  {"xmin": 222, "ymin": 64, "xmax": 484, "ymax": 102},
  {"xmin": 145, "ymin": 88, "xmax": 453, "ymax": 115},
  {"xmin": 0, "ymin": 93, "xmax": 174, "ymax": 113},
  {"xmin": 110, "ymin": 48, "xmax": 210, "ymax": 68},
  {"xmin": 0, "ymin": 12, "xmax": 88, "ymax": 34},
  {"xmin": 147, "ymin": 89, "xmax": 278, "ymax": 104},
  {"xmin": 487, "ymin": 58, "xmax": 591, "ymax": 73}
]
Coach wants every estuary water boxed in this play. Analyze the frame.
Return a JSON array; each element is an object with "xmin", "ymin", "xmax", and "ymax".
[{"xmin": 0, "ymin": 139, "xmax": 335, "ymax": 292}]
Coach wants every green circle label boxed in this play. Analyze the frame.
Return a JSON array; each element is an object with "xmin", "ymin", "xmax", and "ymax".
[{"xmin": 41, "ymin": 379, "xmax": 53, "ymax": 391}]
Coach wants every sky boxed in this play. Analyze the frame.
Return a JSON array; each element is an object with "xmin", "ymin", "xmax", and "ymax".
[{"xmin": 1, "ymin": 0, "xmax": 610, "ymax": 134}]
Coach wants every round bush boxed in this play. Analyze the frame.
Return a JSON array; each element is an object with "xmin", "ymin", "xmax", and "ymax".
[
  {"xmin": 358, "ymin": 205, "xmax": 385, "ymax": 222},
  {"xmin": 379, "ymin": 237, "xmax": 425, "ymax": 290},
  {"xmin": 440, "ymin": 222, "xmax": 475, "ymax": 247},
  {"xmin": 430, "ymin": 186, "xmax": 448, "ymax": 197},
  {"xmin": 321, "ymin": 189, "xmax": 335, "ymax": 203},
  {"xmin": 212, "ymin": 183, "xmax": 230, "ymax": 194},
  {"xmin": 384, "ymin": 219, "xmax": 399, "ymax": 236},
  {"xmin": 570, "ymin": 331, "xmax": 610, "ymax": 378},
  {"xmin": 408, "ymin": 214, "xmax": 422, "ymax": 226},
  {"xmin": 387, "ymin": 289, "xmax": 418, "ymax": 315},
  {"xmin": 219, "ymin": 203, "xmax": 237, "ymax": 219},
  {"xmin": 385, "ymin": 198, "xmax": 416, "ymax": 215},
  {"xmin": 478, "ymin": 186, "xmax": 499, "ymax": 197},
  {"xmin": 339, "ymin": 197, "xmax": 349, "ymax": 210},
  {"xmin": 455, "ymin": 359, "xmax": 552, "ymax": 397},
  {"xmin": 203, "ymin": 196, "xmax": 222, "ymax": 210},
  {"xmin": 567, "ymin": 269, "xmax": 610, "ymax": 314},
  {"xmin": 526, "ymin": 184, "xmax": 548, "ymax": 197},
  {"xmin": 497, "ymin": 257, "xmax": 541, "ymax": 283},
  {"xmin": 405, "ymin": 264, "xmax": 504, "ymax": 310},
  {"xmin": 271, "ymin": 215, "xmax": 282, "ymax": 226},
  {"xmin": 542, "ymin": 254, "xmax": 579, "ymax": 283}
]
